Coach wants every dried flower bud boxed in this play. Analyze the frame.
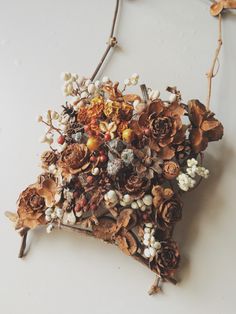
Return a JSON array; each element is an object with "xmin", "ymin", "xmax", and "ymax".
[{"xmin": 162, "ymin": 161, "xmax": 180, "ymax": 180}]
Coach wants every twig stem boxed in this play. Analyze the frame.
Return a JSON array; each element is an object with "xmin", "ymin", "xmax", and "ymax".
[
  {"xmin": 91, "ymin": 0, "xmax": 120, "ymax": 81},
  {"xmin": 18, "ymin": 228, "xmax": 29, "ymax": 258},
  {"xmin": 206, "ymin": 13, "xmax": 223, "ymax": 110}
]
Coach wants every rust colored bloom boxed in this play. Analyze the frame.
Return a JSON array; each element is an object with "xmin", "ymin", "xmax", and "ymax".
[
  {"xmin": 162, "ymin": 161, "xmax": 180, "ymax": 180},
  {"xmin": 157, "ymin": 198, "xmax": 182, "ymax": 227},
  {"xmin": 139, "ymin": 100, "xmax": 186, "ymax": 160},
  {"xmin": 58, "ymin": 143, "xmax": 90, "ymax": 175},
  {"xmin": 156, "ymin": 240, "xmax": 180, "ymax": 278},
  {"xmin": 77, "ymin": 97, "xmax": 104, "ymax": 125},
  {"xmin": 188, "ymin": 99, "xmax": 224, "ymax": 153}
]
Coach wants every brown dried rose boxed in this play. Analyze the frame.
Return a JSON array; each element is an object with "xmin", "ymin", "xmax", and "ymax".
[
  {"xmin": 58, "ymin": 143, "xmax": 90, "ymax": 175},
  {"xmin": 156, "ymin": 240, "xmax": 180, "ymax": 278},
  {"xmin": 139, "ymin": 100, "xmax": 186, "ymax": 160},
  {"xmin": 41, "ymin": 151, "xmax": 58, "ymax": 169},
  {"xmin": 162, "ymin": 161, "xmax": 180, "ymax": 180},
  {"xmin": 157, "ymin": 198, "xmax": 182, "ymax": 227},
  {"xmin": 188, "ymin": 99, "xmax": 223, "ymax": 153},
  {"xmin": 124, "ymin": 174, "xmax": 149, "ymax": 199},
  {"xmin": 17, "ymin": 185, "xmax": 46, "ymax": 229}
]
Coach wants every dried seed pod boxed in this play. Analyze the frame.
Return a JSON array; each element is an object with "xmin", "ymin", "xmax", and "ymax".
[
  {"xmin": 92, "ymin": 217, "xmax": 116, "ymax": 242},
  {"xmin": 115, "ymin": 231, "xmax": 138, "ymax": 256}
]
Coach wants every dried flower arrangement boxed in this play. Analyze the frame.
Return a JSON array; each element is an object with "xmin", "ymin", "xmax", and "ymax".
[{"xmin": 5, "ymin": 0, "xmax": 234, "ymax": 295}]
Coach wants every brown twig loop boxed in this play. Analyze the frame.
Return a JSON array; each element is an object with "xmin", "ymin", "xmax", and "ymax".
[
  {"xmin": 91, "ymin": 0, "xmax": 120, "ymax": 81},
  {"xmin": 206, "ymin": 13, "xmax": 223, "ymax": 110}
]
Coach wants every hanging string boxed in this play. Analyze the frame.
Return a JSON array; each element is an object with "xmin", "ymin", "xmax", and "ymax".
[{"xmin": 91, "ymin": 0, "xmax": 120, "ymax": 81}]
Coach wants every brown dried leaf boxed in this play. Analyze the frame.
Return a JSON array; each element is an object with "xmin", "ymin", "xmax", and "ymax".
[
  {"xmin": 116, "ymin": 231, "xmax": 138, "ymax": 256},
  {"xmin": 92, "ymin": 217, "xmax": 116, "ymax": 242}
]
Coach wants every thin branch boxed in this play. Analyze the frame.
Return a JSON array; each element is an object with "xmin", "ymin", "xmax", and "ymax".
[
  {"xmin": 206, "ymin": 13, "xmax": 223, "ymax": 110},
  {"xmin": 91, "ymin": 0, "xmax": 120, "ymax": 81},
  {"xmin": 18, "ymin": 228, "xmax": 29, "ymax": 258}
]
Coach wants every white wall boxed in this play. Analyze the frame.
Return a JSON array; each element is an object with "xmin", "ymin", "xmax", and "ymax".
[{"xmin": 0, "ymin": 1, "xmax": 235, "ymax": 313}]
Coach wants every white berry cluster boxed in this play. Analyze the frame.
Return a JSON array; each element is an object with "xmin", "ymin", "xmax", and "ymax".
[
  {"xmin": 143, "ymin": 223, "xmax": 161, "ymax": 259},
  {"xmin": 177, "ymin": 158, "xmax": 210, "ymax": 191},
  {"xmin": 119, "ymin": 194, "xmax": 133, "ymax": 207},
  {"xmin": 45, "ymin": 207, "xmax": 63, "ymax": 223},
  {"xmin": 131, "ymin": 194, "xmax": 153, "ymax": 212},
  {"xmin": 61, "ymin": 72, "xmax": 101, "ymax": 99},
  {"xmin": 124, "ymin": 73, "xmax": 139, "ymax": 86}
]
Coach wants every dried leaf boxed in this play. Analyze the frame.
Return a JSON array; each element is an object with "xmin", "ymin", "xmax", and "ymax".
[{"xmin": 92, "ymin": 217, "xmax": 116, "ymax": 242}]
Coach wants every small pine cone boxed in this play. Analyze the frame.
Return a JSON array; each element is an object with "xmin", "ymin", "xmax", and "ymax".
[{"xmin": 41, "ymin": 151, "xmax": 58, "ymax": 168}]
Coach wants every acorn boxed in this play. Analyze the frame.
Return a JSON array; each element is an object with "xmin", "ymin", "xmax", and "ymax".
[
  {"xmin": 122, "ymin": 128, "xmax": 134, "ymax": 144},
  {"xmin": 86, "ymin": 136, "xmax": 101, "ymax": 151}
]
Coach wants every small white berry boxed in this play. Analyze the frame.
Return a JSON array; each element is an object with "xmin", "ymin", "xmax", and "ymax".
[
  {"xmin": 77, "ymin": 76, "xmax": 85, "ymax": 85},
  {"xmin": 61, "ymin": 72, "xmax": 71, "ymax": 81},
  {"xmin": 131, "ymin": 202, "xmax": 138, "ymax": 209},
  {"xmin": 102, "ymin": 76, "xmax": 110, "ymax": 83},
  {"xmin": 95, "ymin": 80, "xmax": 101, "ymax": 88},
  {"xmin": 145, "ymin": 222, "xmax": 153, "ymax": 228},
  {"xmin": 81, "ymin": 91, "xmax": 88, "ymax": 99},
  {"xmin": 144, "ymin": 248, "xmax": 151, "ymax": 258},
  {"xmin": 144, "ymin": 227, "xmax": 150, "ymax": 234},
  {"xmin": 45, "ymin": 215, "xmax": 51, "ymax": 222},
  {"xmin": 85, "ymin": 79, "xmax": 91, "ymax": 87},
  {"xmin": 37, "ymin": 115, "xmax": 43, "ymax": 122},
  {"xmin": 56, "ymin": 207, "xmax": 63, "ymax": 219},
  {"xmin": 143, "ymin": 195, "xmax": 153, "ymax": 206},
  {"xmin": 88, "ymin": 83, "xmax": 95, "ymax": 94},
  {"xmin": 137, "ymin": 199, "xmax": 144, "ymax": 208},
  {"xmin": 131, "ymin": 73, "xmax": 139, "ymax": 80},
  {"xmin": 143, "ymin": 239, "xmax": 150, "ymax": 246},
  {"xmin": 124, "ymin": 78, "xmax": 130, "ymax": 85},
  {"xmin": 152, "ymin": 241, "xmax": 161, "ymax": 250},
  {"xmin": 149, "ymin": 247, "xmax": 156, "ymax": 257},
  {"xmin": 169, "ymin": 93, "xmax": 177, "ymax": 103},
  {"xmin": 46, "ymin": 224, "xmax": 54, "ymax": 233},
  {"xmin": 144, "ymin": 233, "xmax": 151, "ymax": 241},
  {"xmin": 45, "ymin": 208, "xmax": 53, "ymax": 216},
  {"xmin": 123, "ymin": 194, "xmax": 131, "ymax": 203},
  {"xmin": 92, "ymin": 167, "xmax": 99, "ymax": 176},
  {"xmin": 150, "ymin": 236, "xmax": 155, "ymax": 244},
  {"xmin": 140, "ymin": 205, "xmax": 147, "ymax": 212}
]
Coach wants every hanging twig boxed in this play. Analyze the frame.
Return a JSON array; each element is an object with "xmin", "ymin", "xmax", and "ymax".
[
  {"xmin": 206, "ymin": 13, "xmax": 223, "ymax": 110},
  {"xmin": 18, "ymin": 228, "xmax": 29, "ymax": 258},
  {"xmin": 91, "ymin": 0, "xmax": 120, "ymax": 81}
]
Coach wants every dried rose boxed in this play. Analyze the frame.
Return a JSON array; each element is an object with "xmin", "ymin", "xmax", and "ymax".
[
  {"xmin": 188, "ymin": 99, "xmax": 223, "ymax": 153},
  {"xmin": 58, "ymin": 143, "xmax": 90, "ymax": 175},
  {"xmin": 139, "ymin": 100, "xmax": 186, "ymax": 160},
  {"xmin": 156, "ymin": 240, "xmax": 180, "ymax": 277},
  {"xmin": 17, "ymin": 185, "xmax": 46, "ymax": 229},
  {"xmin": 157, "ymin": 198, "xmax": 182, "ymax": 227},
  {"xmin": 162, "ymin": 161, "xmax": 180, "ymax": 180}
]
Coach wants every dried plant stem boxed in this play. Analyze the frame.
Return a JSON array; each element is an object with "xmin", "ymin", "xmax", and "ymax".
[
  {"xmin": 60, "ymin": 223, "xmax": 93, "ymax": 237},
  {"xmin": 18, "ymin": 228, "xmax": 29, "ymax": 258},
  {"xmin": 91, "ymin": 0, "xmax": 120, "ymax": 81},
  {"xmin": 206, "ymin": 13, "xmax": 223, "ymax": 110},
  {"xmin": 148, "ymin": 276, "xmax": 162, "ymax": 295}
]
